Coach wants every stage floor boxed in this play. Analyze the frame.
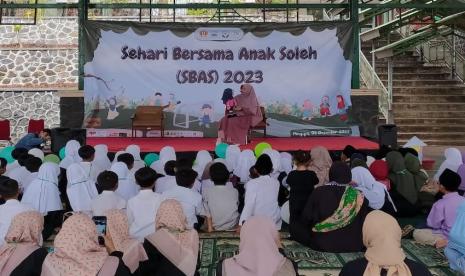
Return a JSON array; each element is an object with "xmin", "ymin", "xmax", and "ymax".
[{"xmin": 87, "ymin": 136, "xmax": 379, "ymax": 153}]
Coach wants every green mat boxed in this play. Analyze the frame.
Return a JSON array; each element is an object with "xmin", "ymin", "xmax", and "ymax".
[{"xmin": 198, "ymin": 233, "xmax": 459, "ymax": 276}]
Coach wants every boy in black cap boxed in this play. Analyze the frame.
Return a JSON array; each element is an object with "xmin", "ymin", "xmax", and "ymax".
[{"xmin": 413, "ymin": 169, "xmax": 464, "ymax": 248}]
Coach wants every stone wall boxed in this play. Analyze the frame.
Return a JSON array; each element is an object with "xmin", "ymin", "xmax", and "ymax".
[
  {"xmin": 0, "ymin": 17, "xmax": 77, "ymax": 47},
  {"xmin": 0, "ymin": 49, "xmax": 78, "ymax": 89},
  {"xmin": 0, "ymin": 91, "xmax": 61, "ymax": 143}
]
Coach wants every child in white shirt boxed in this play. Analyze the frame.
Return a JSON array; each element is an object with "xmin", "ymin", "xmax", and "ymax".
[
  {"xmin": 155, "ymin": 160, "xmax": 177, "ymax": 194},
  {"xmin": 239, "ymin": 154, "xmax": 282, "ymax": 230},
  {"xmin": 91, "ymin": 171, "xmax": 126, "ymax": 216},
  {"xmin": 0, "ymin": 178, "xmax": 35, "ymax": 246},
  {"xmin": 163, "ymin": 168, "xmax": 202, "ymax": 230},
  {"xmin": 127, "ymin": 167, "xmax": 163, "ymax": 241}
]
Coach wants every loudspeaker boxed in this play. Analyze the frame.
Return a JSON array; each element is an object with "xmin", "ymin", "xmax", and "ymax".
[
  {"xmin": 51, "ymin": 128, "xmax": 86, "ymax": 153},
  {"xmin": 378, "ymin": 124, "xmax": 397, "ymax": 149}
]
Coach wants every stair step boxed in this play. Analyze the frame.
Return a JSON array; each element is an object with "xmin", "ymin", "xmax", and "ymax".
[
  {"xmin": 396, "ymin": 125, "xmax": 465, "ymax": 132},
  {"xmin": 384, "ymin": 80, "xmax": 462, "ymax": 86},
  {"xmin": 395, "ymin": 118, "xmax": 465, "ymax": 124},
  {"xmin": 393, "ymin": 94, "xmax": 465, "ymax": 103},
  {"xmin": 393, "ymin": 102, "xmax": 465, "ymax": 111},
  {"xmin": 393, "ymin": 87, "xmax": 465, "ymax": 94},
  {"xmin": 376, "ymin": 67, "xmax": 449, "ymax": 74},
  {"xmin": 398, "ymin": 139, "xmax": 465, "ymax": 146},
  {"xmin": 393, "ymin": 110, "xmax": 465, "ymax": 118},
  {"xmin": 397, "ymin": 132, "xmax": 465, "ymax": 140},
  {"xmin": 377, "ymin": 72, "xmax": 452, "ymax": 80}
]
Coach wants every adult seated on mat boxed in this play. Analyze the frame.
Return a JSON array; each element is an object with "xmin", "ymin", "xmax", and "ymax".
[
  {"xmin": 217, "ymin": 84, "xmax": 262, "ymax": 145},
  {"xmin": 290, "ymin": 161, "xmax": 370, "ymax": 252},
  {"xmin": 142, "ymin": 199, "xmax": 200, "ymax": 276},
  {"xmin": 216, "ymin": 216, "xmax": 298, "ymax": 276},
  {"xmin": 41, "ymin": 213, "xmax": 132, "ymax": 276},
  {"xmin": 386, "ymin": 151, "xmax": 420, "ymax": 217},
  {"xmin": 0, "ymin": 211, "xmax": 48, "ymax": 276},
  {"xmin": 15, "ymin": 129, "xmax": 51, "ymax": 151},
  {"xmin": 340, "ymin": 210, "xmax": 432, "ymax": 276}
]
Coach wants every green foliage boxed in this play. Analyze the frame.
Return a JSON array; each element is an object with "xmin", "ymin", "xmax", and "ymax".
[
  {"xmin": 187, "ymin": 8, "xmax": 212, "ymax": 16},
  {"xmin": 13, "ymin": 25, "xmax": 23, "ymax": 33}
]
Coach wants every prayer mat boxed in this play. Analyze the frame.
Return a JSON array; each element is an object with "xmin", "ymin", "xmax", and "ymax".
[{"xmin": 198, "ymin": 235, "xmax": 458, "ymax": 276}]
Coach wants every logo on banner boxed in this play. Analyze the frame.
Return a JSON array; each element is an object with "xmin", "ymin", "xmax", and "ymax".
[{"xmin": 195, "ymin": 28, "xmax": 243, "ymax": 41}]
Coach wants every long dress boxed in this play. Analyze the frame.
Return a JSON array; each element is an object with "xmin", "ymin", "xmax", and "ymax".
[{"xmin": 218, "ymin": 84, "xmax": 262, "ymax": 145}]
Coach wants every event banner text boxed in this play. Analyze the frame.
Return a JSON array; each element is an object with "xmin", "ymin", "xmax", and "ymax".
[{"xmin": 121, "ymin": 46, "xmax": 318, "ymax": 84}]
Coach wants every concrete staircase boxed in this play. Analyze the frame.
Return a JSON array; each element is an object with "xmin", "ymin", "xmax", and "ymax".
[{"xmin": 362, "ymin": 36, "xmax": 465, "ymax": 146}]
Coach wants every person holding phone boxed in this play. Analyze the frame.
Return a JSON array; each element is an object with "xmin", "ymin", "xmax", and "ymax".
[{"xmin": 41, "ymin": 213, "xmax": 132, "ymax": 276}]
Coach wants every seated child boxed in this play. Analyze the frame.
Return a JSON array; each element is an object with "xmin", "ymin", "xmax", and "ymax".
[
  {"xmin": 287, "ymin": 150, "xmax": 319, "ymax": 237},
  {"xmin": 127, "ymin": 167, "xmax": 164, "ymax": 241},
  {"xmin": 221, "ymin": 88, "xmax": 237, "ymax": 117},
  {"xmin": 163, "ymin": 168, "xmax": 202, "ymax": 229},
  {"xmin": 239, "ymin": 154, "xmax": 282, "ymax": 230},
  {"xmin": 91, "ymin": 171, "xmax": 126, "ymax": 216},
  {"xmin": 202, "ymin": 163, "xmax": 239, "ymax": 232},
  {"xmin": 0, "ymin": 179, "xmax": 34, "ymax": 246},
  {"xmin": 117, "ymin": 152, "xmax": 135, "ymax": 177},
  {"xmin": 413, "ymin": 169, "xmax": 465, "ymax": 247},
  {"xmin": 154, "ymin": 160, "xmax": 177, "ymax": 194},
  {"xmin": 22, "ymin": 157, "xmax": 42, "ymax": 192}
]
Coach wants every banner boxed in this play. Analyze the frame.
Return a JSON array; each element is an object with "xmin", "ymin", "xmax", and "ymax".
[{"xmin": 83, "ymin": 21, "xmax": 357, "ymax": 138}]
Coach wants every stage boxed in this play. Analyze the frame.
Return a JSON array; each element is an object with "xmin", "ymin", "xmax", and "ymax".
[{"xmin": 86, "ymin": 136, "xmax": 379, "ymax": 153}]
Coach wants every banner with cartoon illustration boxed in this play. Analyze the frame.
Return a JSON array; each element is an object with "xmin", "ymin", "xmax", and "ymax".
[{"xmin": 83, "ymin": 21, "xmax": 357, "ymax": 138}]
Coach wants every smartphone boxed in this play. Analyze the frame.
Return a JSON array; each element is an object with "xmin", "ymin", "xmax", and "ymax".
[{"xmin": 92, "ymin": 216, "xmax": 107, "ymax": 245}]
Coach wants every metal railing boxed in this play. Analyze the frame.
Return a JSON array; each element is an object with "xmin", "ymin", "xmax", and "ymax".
[
  {"xmin": 416, "ymin": 37, "xmax": 465, "ymax": 82},
  {"xmin": 360, "ymin": 50, "xmax": 391, "ymax": 121},
  {"xmin": 400, "ymin": 24, "xmax": 465, "ymax": 83}
]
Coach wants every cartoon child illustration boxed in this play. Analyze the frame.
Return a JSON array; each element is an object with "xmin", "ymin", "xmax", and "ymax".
[
  {"xmin": 166, "ymin": 93, "xmax": 181, "ymax": 112},
  {"xmin": 154, "ymin": 92, "xmax": 163, "ymax": 106},
  {"xmin": 106, "ymin": 96, "xmax": 119, "ymax": 120},
  {"xmin": 336, "ymin": 94, "xmax": 348, "ymax": 121},
  {"xmin": 301, "ymin": 99, "xmax": 314, "ymax": 120},
  {"xmin": 199, "ymin": 104, "xmax": 213, "ymax": 128},
  {"xmin": 319, "ymin": 95, "xmax": 331, "ymax": 117},
  {"xmin": 221, "ymin": 88, "xmax": 237, "ymax": 117}
]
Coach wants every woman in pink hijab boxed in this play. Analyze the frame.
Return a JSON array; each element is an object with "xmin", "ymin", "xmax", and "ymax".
[
  {"xmin": 218, "ymin": 84, "xmax": 263, "ymax": 145},
  {"xmin": 41, "ymin": 213, "xmax": 132, "ymax": 276},
  {"xmin": 0, "ymin": 211, "xmax": 46, "ymax": 276},
  {"xmin": 143, "ymin": 199, "xmax": 200, "ymax": 276},
  {"xmin": 216, "ymin": 216, "xmax": 298, "ymax": 276},
  {"xmin": 106, "ymin": 209, "xmax": 148, "ymax": 274}
]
